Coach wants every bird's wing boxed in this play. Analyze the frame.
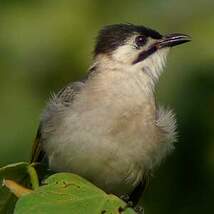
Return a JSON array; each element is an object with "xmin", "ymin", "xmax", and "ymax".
[
  {"xmin": 129, "ymin": 171, "xmax": 151, "ymax": 205},
  {"xmin": 31, "ymin": 65, "xmax": 97, "ymax": 163},
  {"xmin": 31, "ymin": 124, "xmax": 44, "ymax": 163},
  {"xmin": 30, "ymin": 80, "xmax": 86, "ymax": 163}
]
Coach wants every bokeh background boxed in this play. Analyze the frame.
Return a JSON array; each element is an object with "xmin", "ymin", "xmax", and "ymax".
[{"xmin": 0, "ymin": 0, "xmax": 213, "ymax": 213}]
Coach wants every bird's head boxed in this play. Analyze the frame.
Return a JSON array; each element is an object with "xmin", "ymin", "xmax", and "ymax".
[{"xmin": 94, "ymin": 24, "xmax": 191, "ymax": 84}]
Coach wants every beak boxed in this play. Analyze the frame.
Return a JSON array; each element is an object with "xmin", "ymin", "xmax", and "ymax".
[{"xmin": 156, "ymin": 33, "xmax": 191, "ymax": 49}]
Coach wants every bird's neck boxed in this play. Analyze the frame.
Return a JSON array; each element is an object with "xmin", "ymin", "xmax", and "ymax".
[
  {"xmin": 90, "ymin": 55, "xmax": 163, "ymax": 98},
  {"xmin": 87, "ymin": 59, "xmax": 158, "ymax": 109}
]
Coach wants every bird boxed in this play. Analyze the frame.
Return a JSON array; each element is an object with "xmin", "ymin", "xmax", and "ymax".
[{"xmin": 31, "ymin": 23, "xmax": 191, "ymax": 204}]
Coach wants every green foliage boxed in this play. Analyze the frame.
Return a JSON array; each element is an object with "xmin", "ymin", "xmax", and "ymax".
[
  {"xmin": 14, "ymin": 173, "xmax": 136, "ymax": 214},
  {"xmin": 0, "ymin": 163, "xmax": 136, "ymax": 214},
  {"xmin": 0, "ymin": 162, "xmax": 29, "ymax": 214}
]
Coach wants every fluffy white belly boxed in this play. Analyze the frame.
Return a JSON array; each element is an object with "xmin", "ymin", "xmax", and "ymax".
[
  {"xmin": 48, "ymin": 139, "xmax": 144, "ymax": 195},
  {"xmin": 43, "ymin": 106, "xmax": 156, "ymax": 195}
]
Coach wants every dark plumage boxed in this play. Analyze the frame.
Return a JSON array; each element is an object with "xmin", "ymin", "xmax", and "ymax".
[{"xmin": 94, "ymin": 24, "xmax": 162, "ymax": 55}]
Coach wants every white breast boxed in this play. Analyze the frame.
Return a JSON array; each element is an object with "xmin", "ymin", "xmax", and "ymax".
[{"xmin": 41, "ymin": 61, "xmax": 176, "ymax": 195}]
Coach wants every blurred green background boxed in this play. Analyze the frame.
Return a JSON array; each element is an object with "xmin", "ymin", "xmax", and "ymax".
[{"xmin": 0, "ymin": 0, "xmax": 213, "ymax": 213}]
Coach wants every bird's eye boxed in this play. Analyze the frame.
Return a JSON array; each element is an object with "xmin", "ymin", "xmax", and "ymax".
[{"xmin": 135, "ymin": 35, "xmax": 147, "ymax": 47}]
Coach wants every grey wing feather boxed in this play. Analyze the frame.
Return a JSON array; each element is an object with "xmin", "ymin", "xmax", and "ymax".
[
  {"xmin": 55, "ymin": 63, "xmax": 97, "ymax": 105},
  {"xmin": 56, "ymin": 81, "xmax": 85, "ymax": 106},
  {"xmin": 31, "ymin": 80, "xmax": 85, "ymax": 163},
  {"xmin": 31, "ymin": 64, "xmax": 97, "ymax": 163}
]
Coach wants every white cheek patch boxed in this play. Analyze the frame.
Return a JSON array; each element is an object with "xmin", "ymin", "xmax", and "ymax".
[
  {"xmin": 112, "ymin": 44, "xmax": 137, "ymax": 64},
  {"xmin": 111, "ymin": 35, "xmax": 140, "ymax": 64}
]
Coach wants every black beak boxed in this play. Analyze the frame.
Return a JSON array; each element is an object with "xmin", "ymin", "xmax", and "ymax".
[{"xmin": 156, "ymin": 33, "xmax": 191, "ymax": 49}]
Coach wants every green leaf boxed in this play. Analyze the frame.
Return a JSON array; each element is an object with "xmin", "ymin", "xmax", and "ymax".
[
  {"xmin": 14, "ymin": 173, "xmax": 136, "ymax": 214},
  {"xmin": 0, "ymin": 162, "xmax": 29, "ymax": 214}
]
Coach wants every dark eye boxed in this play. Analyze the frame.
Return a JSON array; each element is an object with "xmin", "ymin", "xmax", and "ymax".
[{"xmin": 135, "ymin": 35, "xmax": 147, "ymax": 47}]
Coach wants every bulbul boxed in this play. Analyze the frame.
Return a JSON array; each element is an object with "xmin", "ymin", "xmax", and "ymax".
[{"xmin": 31, "ymin": 24, "xmax": 190, "ymax": 203}]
